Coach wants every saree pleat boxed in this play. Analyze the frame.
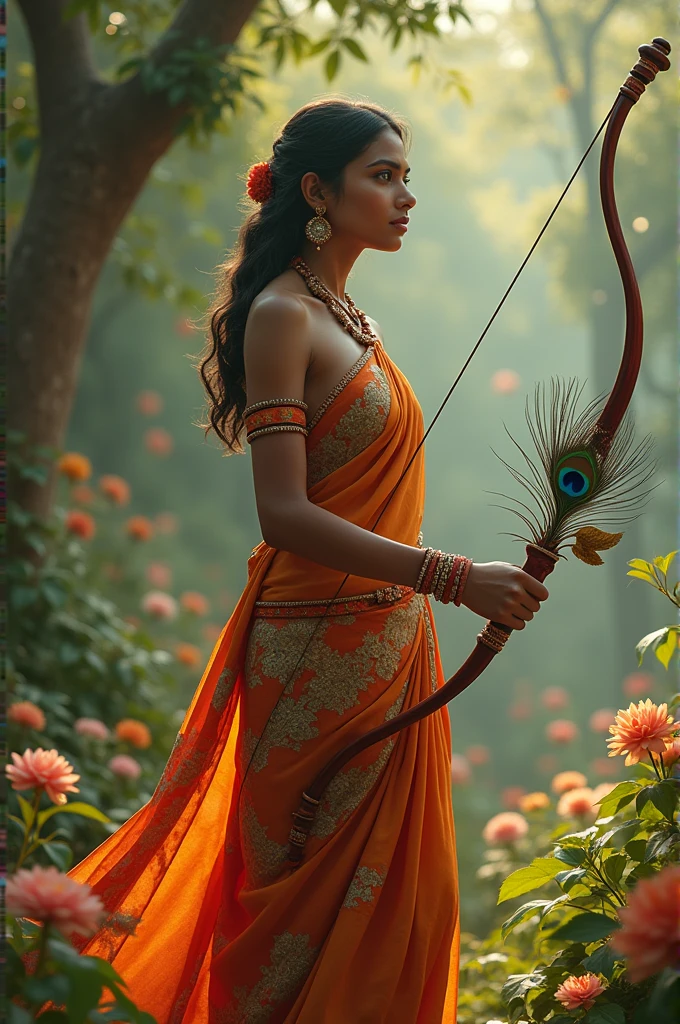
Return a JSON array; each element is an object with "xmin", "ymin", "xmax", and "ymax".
[{"xmin": 28, "ymin": 338, "xmax": 459, "ymax": 1022}]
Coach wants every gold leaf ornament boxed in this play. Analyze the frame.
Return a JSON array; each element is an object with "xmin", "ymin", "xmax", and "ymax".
[{"xmin": 571, "ymin": 526, "xmax": 623, "ymax": 566}]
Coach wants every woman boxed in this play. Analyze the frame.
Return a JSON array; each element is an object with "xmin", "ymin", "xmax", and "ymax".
[{"xmin": 58, "ymin": 98, "xmax": 548, "ymax": 1022}]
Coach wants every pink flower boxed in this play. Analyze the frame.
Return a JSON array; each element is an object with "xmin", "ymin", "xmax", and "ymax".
[
  {"xmin": 144, "ymin": 427, "xmax": 173, "ymax": 456},
  {"xmin": 74, "ymin": 718, "xmax": 110, "ymax": 741},
  {"xmin": 108, "ymin": 754, "xmax": 142, "ymax": 781},
  {"xmin": 465, "ymin": 744, "xmax": 490, "ymax": 766},
  {"xmin": 541, "ymin": 686, "xmax": 569, "ymax": 710},
  {"xmin": 555, "ymin": 973, "xmax": 606, "ymax": 1011},
  {"xmin": 180, "ymin": 590, "xmax": 210, "ymax": 616},
  {"xmin": 546, "ymin": 718, "xmax": 579, "ymax": 744},
  {"xmin": 141, "ymin": 590, "xmax": 178, "ymax": 621},
  {"xmin": 136, "ymin": 390, "xmax": 163, "ymax": 416},
  {"xmin": 6, "ymin": 748, "xmax": 80, "ymax": 806},
  {"xmin": 536, "ymin": 753, "xmax": 558, "ymax": 774},
  {"xmin": 509, "ymin": 699, "xmax": 532, "ymax": 720},
  {"xmin": 557, "ymin": 786, "xmax": 598, "ymax": 821},
  {"xmin": 7, "ymin": 864, "xmax": 105, "ymax": 937},
  {"xmin": 589, "ymin": 708, "xmax": 616, "ymax": 733},
  {"xmin": 450, "ymin": 754, "xmax": 471, "ymax": 785},
  {"xmin": 501, "ymin": 786, "xmax": 528, "ymax": 810},
  {"xmin": 9, "ymin": 701, "xmax": 46, "ymax": 732},
  {"xmin": 490, "ymin": 368, "xmax": 521, "ymax": 394},
  {"xmin": 154, "ymin": 511, "xmax": 179, "ymax": 535},
  {"xmin": 607, "ymin": 699, "xmax": 676, "ymax": 767},
  {"xmin": 610, "ymin": 864, "xmax": 680, "ymax": 982},
  {"xmin": 552, "ymin": 770, "xmax": 587, "ymax": 794},
  {"xmin": 145, "ymin": 561, "xmax": 172, "ymax": 589},
  {"xmin": 482, "ymin": 811, "xmax": 529, "ymax": 845},
  {"xmin": 622, "ymin": 671, "xmax": 654, "ymax": 698}
]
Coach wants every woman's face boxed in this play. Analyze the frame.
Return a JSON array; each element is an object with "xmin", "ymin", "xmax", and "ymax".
[{"xmin": 322, "ymin": 128, "xmax": 417, "ymax": 252}]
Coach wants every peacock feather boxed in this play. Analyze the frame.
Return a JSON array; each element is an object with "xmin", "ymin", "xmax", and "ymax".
[{"xmin": 488, "ymin": 377, "xmax": 657, "ymax": 564}]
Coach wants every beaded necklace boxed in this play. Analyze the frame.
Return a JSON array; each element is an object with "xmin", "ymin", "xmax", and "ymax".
[{"xmin": 290, "ymin": 256, "xmax": 377, "ymax": 347}]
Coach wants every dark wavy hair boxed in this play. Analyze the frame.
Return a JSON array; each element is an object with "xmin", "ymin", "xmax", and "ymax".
[{"xmin": 195, "ymin": 98, "xmax": 410, "ymax": 454}]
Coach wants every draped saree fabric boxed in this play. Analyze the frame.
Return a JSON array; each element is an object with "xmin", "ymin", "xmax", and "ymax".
[{"xmin": 33, "ymin": 338, "xmax": 460, "ymax": 1022}]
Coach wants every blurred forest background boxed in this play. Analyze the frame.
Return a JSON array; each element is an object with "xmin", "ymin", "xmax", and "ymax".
[{"xmin": 9, "ymin": 0, "xmax": 677, "ymax": 939}]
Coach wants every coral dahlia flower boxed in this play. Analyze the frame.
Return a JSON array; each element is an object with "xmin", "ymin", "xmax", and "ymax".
[
  {"xmin": 661, "ymin": 736, "xmax": 680, "ymax": 766},
  {"xmin": 175, "ymin": 642, "xmax": 202, "ymax": 668},
  {"xmin": 136, "ymin": 390, "xmax": 163, "ymax": 416},
  {"xmin": 490, "ymin": 368, "xmax": 520, "ymax": 394},
  {"xmin": 546, "ymin": 718, "xmax": 579, "ymax": 744},
  {"xmin": 180, "ymin": 590, "xmax": 210, "ymax": 616},
  {"xmin": 555, "ymin": 973, "xmax": 606, "ymax": 1011},
  {"xmin": 57, "ymin": 452, "xmax": 92, "ymax": 482},
  {"xmin": 519, "ymin": 791, "xmax": 551, "ymax": 813},
  {"xmin": 141, "ymin": 590, "xmax": 178, "ymax": 620},
  {"xmin": 99, "ymin": 474, "xmax": 131, "ymax": 506},
  {"xmin": 146, "ymin": 561, "xmax": 172, "ymax": 589},
  {"xmin": 114, "ymin": 718, "xmax": 152, "ymax": 749},
  {"xmin": 6, "ymin": 748, "xmax": 80, "ymax": 805},
  {"xmin": 607, "ymin": 699, "xmax": 676, "ymax": 766},
  {"xmin": 74, "ymin": 718, "xmax": 110, "ymax": 741},
  {"xmin": 465, "ymin": 744, "xmax": 490, "ymax": 766},
  {"xmin": 65, "ymin": 509, "xmax": 96, "ymax": 541},
  {"xmin": 552, "ymin": 770, "xmax": 587, "ymax": 794},
  {"xmin": 541, "ymin": 685, "xmax": 569, "ymax": 710},
  {"xmin": 126, "ymin": 515, "xmax": 155, "ymax": 542},
  {"xmin": 557, "ymin": 786, "xmax": 598, "ymax": 821},
  {"xmin": 9, "ymin": 701, "xmax": 46, "ymax": 732},
  {"xmin": 501, "ymin": 786, "xmax": 527, "ymax": 810},
  {"xmin": 7, "ymin": 864, "xmax": 105, "ymax": 938},
  {"xmin": 108, "ymin": 754, "xmax": 142, "ymax": 781},
  {"xmin": 450, "ymin": 754, "xmax": 471, "ymax": 785},
  {"xmin": 482, "ymin": 811, "xmax": 529, "ymax": 845},
  {"xmin": 622, "ymin": 671, "xmax": 654, "ymax": 698},
  {"xmin": 610, "ymin": 864, "xmax": 680, "ymax": 982},
  {"xmin": 72, "ymin": 484, "xmax": 95, "ymax": 505},
  {"xmin": 589, "ymin": 708, "xmax": 616, "ymax": 733},
  {"xmin": 144, "ymin": 427, "xmax": 173, "ymax": 456}
]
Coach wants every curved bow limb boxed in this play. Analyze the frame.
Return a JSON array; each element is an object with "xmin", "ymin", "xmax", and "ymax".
[{"xmin": 285, "ymin": 36, "xmax": 671, "ymax": 869}]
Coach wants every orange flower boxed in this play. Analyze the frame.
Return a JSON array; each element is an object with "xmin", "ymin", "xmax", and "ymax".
[
  {"xmin": 136, "ymin": 390, "xmax": 163, "ymax": 416},
  {"xmin": 661, "ymin": 736, "xmax": 680, "ymax": 766},
  {"xmin": 622, "ymin": 671, "xmax": 654, "ymax": 698},
  {"xmin": 607, "ymin": 699, "xmax": 676, "ymax": 766},
  {"xmin": 7, "ymin": 864, "xmax": 105, "ymax": 938},
  {"xmin": 519, "ymin": 791, "xmax": 550, "ymax": 813},
  {"xmin": 141, "ymin": 590, "xmax": 178, "ymax": 620},
  {"xmin": 65, "ymin": 509, "xmax": 96, "ymax": 541},
  {"xmin": 552, "ymin": 770, "xmax": 588, "ymax": 794},
  {"xmin": 146, "ymin": 561, "xmax": 172, "ymax": 589},
  {"xmin": 501, "ymin": 786, "xmax": 527, "ymax": 810},
  {"xmin": 99, "ymin": 474, "xmax": 131, "ymax": 506},
  {"xmin": 589, "ymin": 708, "xmax": 616, "ymax": 734},
  {"xmin": 72, "ymin": 484, "xmax": 95, "ymax": 505},
  {"xmin": 546, "ymin": 718, "xmax": 579, "ymax": 744},
  {"xmin": 144, "ymin": 427, "xmax": 173, "ymax": 456},
  {"xmin": 465, "ymin": 744, "xmax": 490, "ymax": 766},
  {"xmin": 450, "ymin": 754, "xmax": 471, "ymax": 785},
  {"xmin": 490, "ymin": 368, "xmax": 520, "ymax": 394},
  {"xmin": 541, "ymin": 685, "xmax": 569, "ymax": 710},
  {"xmin": 6, "ymin": 748, "xmax": 80, "ymax": 806},
  {"xmin": 557, "ymin": 786, "xmax": 598, "ymax": 821},
  {"xmin": 9, "ymin": 701, "xmax": 46, "ymax": 732},
  {"xmin": 482, "ymin": 811, "xmax": 528, "ymax": 845},
  {"xmin": 180, "ymin": 590, "xmax": 210, "ymax": 616},
  {"xmin": 175, "ymin": 642, "xmax": 202, "ymax": 668},
  {"xmin": 126, "ymin": 515, "xmax": 155, "ymax": 542},
  {"xmin": 610, "ymin": 864, "xmax": 680, "ymax": 982},
  {"xmin": 57, "ymin": 452, "xmax": 92, "ymax": 482},
  {"xmin": 114, "ymin": 719, "xmax": 152, "ymax": 749},
  {"xmin": 555, "ymin": 973, "xmax": 606, "ymax": 1011}
]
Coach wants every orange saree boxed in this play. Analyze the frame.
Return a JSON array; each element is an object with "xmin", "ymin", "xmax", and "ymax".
[{"xmin": 52, "ymin": 338, "xmax": 460, "ymax": 1021}]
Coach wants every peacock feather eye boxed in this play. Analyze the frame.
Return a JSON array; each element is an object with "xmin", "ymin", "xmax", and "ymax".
[{"xmin": 554, "ymin": 451, "xmax": 597, "ymax": 502}]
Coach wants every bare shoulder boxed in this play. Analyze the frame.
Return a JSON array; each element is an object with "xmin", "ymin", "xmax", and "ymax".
[
  {"xmin": 244, "ymin": 276, "xmax": 312, "ymax": 405},
  {"xmin": 364, "ymin": 313, "xmax": 384, "ymax": 344}
]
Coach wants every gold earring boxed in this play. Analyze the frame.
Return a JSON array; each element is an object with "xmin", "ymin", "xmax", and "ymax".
[{"xmin": 305, "ymin": 205, "xmax": 332, "ymax": 250}]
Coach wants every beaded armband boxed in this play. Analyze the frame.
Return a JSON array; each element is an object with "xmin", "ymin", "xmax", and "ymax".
[{"xmin": 244, "ymin": 398, "xmax": 308, "ymax": 444}]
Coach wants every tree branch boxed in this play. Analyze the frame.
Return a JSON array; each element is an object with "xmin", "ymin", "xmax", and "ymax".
[
  {"xmin": 585, "ymin": 0, "xmax": 623, "ymax": 45},
  {"xmin": 16, "ymin": 0, "xmax": 100, "ymax": 127},
  {"xmin": 110, "ymin": 0, "xmax": 259, "ymax": 153},
  {"xmin": 533, "ymin": 0, "xmax": 571, "ymax": 93}
]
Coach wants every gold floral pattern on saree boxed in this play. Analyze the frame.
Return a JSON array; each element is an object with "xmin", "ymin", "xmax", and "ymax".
[
  {"xmin": 240, "ymin": 795, "xmax": 290, "ymax": 888},
  {"xmin": 423, "ymin": 601, "xmax": 438, "ymax": 694},
  {"xmin": 306, "ymin": 363, "xmax": 391, "ymax": 488},
  {"xmin": 214, "ymin": 931, "xmax": 321, "ymax": 1024},
  {"xmin": 342, "ymin": 864, "xmax": 388, "ymax": 910},
  {"xmin": 212, "ymin": 665, "xmax": 237, "ymax": 713},
  {"xmin": 243, "ymin": 597, "xmax": 422, "ymax": 775}
]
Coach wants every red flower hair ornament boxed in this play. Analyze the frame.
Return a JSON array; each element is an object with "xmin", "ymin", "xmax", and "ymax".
[{"xmin": 246, "ymin": 161, "xmax": 274, "ymax": 204}]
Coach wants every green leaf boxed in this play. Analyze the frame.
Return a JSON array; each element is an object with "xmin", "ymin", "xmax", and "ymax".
[
  {"xmin": 628, "ymin": 558, "xmax": 655, "ymax": 573},
  {"xmin": 596, "ymin": 781, "xmax": 640, "ymax": 818},
  {"xmin": 636, "ymin": 627, "xmax": 670, "ymax": 665},
  {"xmin": 500, "ymin": 899, "xmax": 551, "ymax": 939},
  {"xmin": 603, "ymin": 852, "xmax": 626, "ymax": 884},
  {"xmin": 555, "ymin": 867, "xmax": 587, "ymax": 891},
  {"xmin": 501, "ymin": 971, "xmax": 545, "ymax": 1005},
  {"xmin": 325, "ymin": 49, "xmax": 341, "ymax": 81},
  {"xmin": 582, "ymin": 1004, "xmax": 625, "ymax": 1024},
  {"xmin": 42, "ymin": 841, "xmax": 74, "ymax": 872},
  {"xmin": 554, "ymin": 844, "xmax": 587, "ymax": 866},
  {"xmin": 627, "ymin": 569, "xmax": 657, "ymax": 583},
  {"xmin": 624, "ymin": 838, "xmax": 648, "ymax": 862},
  {"xmin": 648, "ymin": 780, "xmax": 679, "ymax": 821},
  {"xmin": 582, "ymin": 942, "xmax": 618, "ymax": 980},
  {"xmin": 498, "ymin": 856, "xmax": 566, "ymax": 904},
  {"xmin": 645, "ymin": 827, "xmax": 680, "ymax": 862},
  {"xmin": 593, "ymin": 818, "xmax": 644, "ymax": 852},
  {"xmin": 37, "ymin": 801, "xmax": 111, "ymax": 828},
  {"xmin": 341, "ymin": 38, "xmax": 368, "ymax": 61},
  {"xmin": 16, "ymin": 794, "xmax": 36, "ymax": 827},
  {"xmin": 653, "ymin": 551, "xmax": 677, "ymax": 575},
  {"xmin": 549, "ymin": 912, "xmax": 620, "ymax": 943},
  {"xmin": 655, "ymin": 628, "xmax": 678, "ymax": 669}
]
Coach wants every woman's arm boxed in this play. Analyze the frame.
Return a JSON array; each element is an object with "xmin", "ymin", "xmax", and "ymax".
[{"xmin": 243, "ymin": 295, "xmax": 548, "ymax": 629}]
